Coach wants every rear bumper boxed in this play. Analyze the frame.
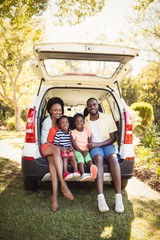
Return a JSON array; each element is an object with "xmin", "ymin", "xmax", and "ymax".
[{"xmin": 22, "ymin": 157, "xmax": 134, "ymax": 181}]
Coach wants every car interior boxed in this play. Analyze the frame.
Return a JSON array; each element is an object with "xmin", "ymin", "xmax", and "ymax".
[{"xmin": 38, "ymin": 87, "xmax": 121, "ymax": 151}]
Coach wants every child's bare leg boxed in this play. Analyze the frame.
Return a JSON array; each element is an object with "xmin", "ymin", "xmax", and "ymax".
[
  {"xmin": 86, "ymin": 160, "xmax": 93, "ymax": 168},
  {"xmin": 70, "ymin": 156, "xmax": 78, "ymax": 170},
  {"xmin": 63, "ymin": 157, "xmax": 68, "ymax": 173},
  {"xmin": 70, "ymin": 156, "xmax": 80, "ymax": 178},
  {"xmin": 78, "ymin": 162, "xmax": 85, "ymax": 175}
]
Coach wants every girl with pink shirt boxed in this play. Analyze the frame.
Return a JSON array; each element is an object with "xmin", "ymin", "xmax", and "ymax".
[{"xmin": 71, "ymin": 113, "xmax": 97, "ymax": 182}]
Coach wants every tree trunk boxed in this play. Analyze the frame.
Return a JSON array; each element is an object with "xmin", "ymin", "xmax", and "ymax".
[{"xmin": 15, "ymin": 104, "xmax": 21, "ymax": 132}]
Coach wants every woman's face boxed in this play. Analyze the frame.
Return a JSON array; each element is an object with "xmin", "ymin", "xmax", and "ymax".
[{"xmin": 50, "ymin": 103, "xmax": 62, "ymax": 119}]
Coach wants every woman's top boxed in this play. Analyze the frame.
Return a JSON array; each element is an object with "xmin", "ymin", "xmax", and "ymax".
[{"xmin": 41, "ymin": 116, "xmax": 59, "ymax": 144}]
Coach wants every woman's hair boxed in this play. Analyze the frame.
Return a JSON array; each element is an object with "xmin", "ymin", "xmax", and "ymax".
[
  {"xmin": 73, "ymin": 113, "xmax": 84, "ymax": 123},
  {"xmin": 46, "ymin": 97, "xmax": 64, "ymax": 115}
]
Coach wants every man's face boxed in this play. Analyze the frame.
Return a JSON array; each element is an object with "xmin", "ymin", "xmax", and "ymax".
[{"xmin": 87, "ymin": 98, "xmax": 99, "ymax": 115}]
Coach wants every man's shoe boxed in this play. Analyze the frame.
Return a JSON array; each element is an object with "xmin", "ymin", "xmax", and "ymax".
[
  {"xmin": 97, "ymin": 194, "xmax": 109, "ymax": 212},
  {"xmin": 115, "ymin": 193, "xmax": 124, "ymax": 213}
]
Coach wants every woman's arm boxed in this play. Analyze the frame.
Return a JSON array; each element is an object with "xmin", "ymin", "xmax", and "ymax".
[{"xmin": 41, "ymin": 116, "xmax": 51, "ymax": 144}]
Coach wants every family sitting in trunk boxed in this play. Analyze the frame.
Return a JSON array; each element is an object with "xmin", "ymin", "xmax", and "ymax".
[{"xmin": 40, "ymin": 97, "xmax": 124, "ymax": 214}]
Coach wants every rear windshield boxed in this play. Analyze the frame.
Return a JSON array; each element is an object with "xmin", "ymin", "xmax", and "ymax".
[{"xmin": 44, "ymin": 59, "xmax": 120, "ymax": 78}]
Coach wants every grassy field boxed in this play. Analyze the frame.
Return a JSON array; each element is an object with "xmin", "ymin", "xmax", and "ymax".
[{"xmin": 0, "ymin": 130, "xmax": 160, "ymax": 240}]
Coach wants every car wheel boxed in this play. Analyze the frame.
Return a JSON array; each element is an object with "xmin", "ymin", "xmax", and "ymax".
[
  {"xmin": 121, "ymin": 179, "xmax": 128, "ymax": 189},
  {"xmin": 24, "ymin": 177, "xmax": 38, "ymax": 191}
]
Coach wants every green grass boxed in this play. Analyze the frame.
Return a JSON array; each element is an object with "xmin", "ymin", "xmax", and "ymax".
[
  {"xmin": 0, "ymin": 158, "xmax": 160, "ymax": 240},
  {"xmin": 0, "ymin": 130, "xmax": 25, "ymax": 140},
  {"xmin": 0, "ymin": 130, "xmax": 160, "ymax": 240}
]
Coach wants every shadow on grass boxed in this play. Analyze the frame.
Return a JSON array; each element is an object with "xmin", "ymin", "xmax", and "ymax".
[{"xmin": 0, "ymin": 158, "xmax": 134, "ymax": 240}]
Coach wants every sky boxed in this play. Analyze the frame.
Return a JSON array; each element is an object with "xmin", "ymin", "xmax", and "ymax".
[
  {"xmin": 43, "ymin": 0, "xmax": 147, "ymax": 76},
  {"xmin": 44, "ymin": 0, "xmax": 132, "ymax": 42}
]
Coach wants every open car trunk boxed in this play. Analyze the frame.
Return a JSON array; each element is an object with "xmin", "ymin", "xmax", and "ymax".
[{"xmin": 37, "ymin": 86, "xmax": 122, "ymax": 168}]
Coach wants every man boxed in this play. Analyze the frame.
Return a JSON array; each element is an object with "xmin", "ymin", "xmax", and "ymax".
[{"xmin": 85, "ymin": 97, "xmax": 124, "ymax": 213}]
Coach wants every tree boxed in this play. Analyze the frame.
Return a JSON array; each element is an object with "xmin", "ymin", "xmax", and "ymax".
[
  {"xmin": 121, "ymin": 62, "xmax": 160, "ymax": 129},
  {"xmin": 50, "ymin": 0, "xmax": 105, "ymax": 25},
  {"xmin": 133, "ymin": 0, "xmax": 154, "ymax": 11},
  {"xmin": 0, "ymin": 0, "xmax": 48, "ymax": 18},
  {"xmin": 131, "ymin": 0, "xmax": 160, "ymax": 64},
  {"xmin": 0, "ymin": 0, "xmax": 106, "ymax": 131},
  {"xmin": 0, "ymin": 1, "xmax": 46, "ymax": 131},
  {"xmin": 136, "ymin": 63, "xmax": 160, "ymax": 127},
  {"xmin": 120, "ymin": 77, "xmax": 143, "ymax": 106}
]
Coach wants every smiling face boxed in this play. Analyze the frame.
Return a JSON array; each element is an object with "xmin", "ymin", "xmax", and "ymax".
[
  {"xmin": 87, "ymin": 98, "xmax": 99, "ymax": 116},
  {"xmin": 58, "ymin": 117, "xmax": 69, "ymax": 133},
  {"xmin": 74, "ymin": 115, "xmax": 84, "ymax": 131},
  {"xmin": 50, "ymin": 103, "xmax": 63, "ymax": 120},
  {"xmin": 50, "ymin": 103, "xmax": 62, "ymax": 119}
]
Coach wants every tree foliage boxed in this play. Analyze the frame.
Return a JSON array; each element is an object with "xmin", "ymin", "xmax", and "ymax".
[
  {"xmin": 54, "ymin": 0, "xmax": 105, "ymax": 25},
  {"xmin": 0, "ymin": 0, "xmax": 106, "ymax": 131},
  {"xmin": 131, "ymin": 101, "xmax": 154, "ymax": 127},
  {"xmin": 136, "ymin": 63, "xmax": 160, "ymax": 127},
  {"xmin": 121, "ymin": 62, "xmax": 160, "ymax": 129},
  {"xmin": 0, "ymin": 0, "xmax": 48, "ymax": 18},
  {"xmin": 0, "ymin": 1, "xmax": 46, "ymax": 131},
  {"xmin": 133, "ymin": 0, "xmax": 154, "ymax": 11},
  {"xmin": 131, "ymin": 0, "xmax": 160, "ymax": 64},
  {"xmin": 120, "ymin": 77, "xmax": 142, "ymax": 106}
]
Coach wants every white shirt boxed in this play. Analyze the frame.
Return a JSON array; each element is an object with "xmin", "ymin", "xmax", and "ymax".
[
  {"xmin": 89, "ymin": 119, "xmax": 104, "ymax": 142},
  {"xmin": 85, "ymin": 112, "xmax": 117, "ymax": 142}
]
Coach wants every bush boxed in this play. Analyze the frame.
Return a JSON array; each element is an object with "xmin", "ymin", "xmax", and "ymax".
[
  {"xmin": 135, "ymin": 146, "xmax": 153, "ymax": 167},
  {"xmin": 0, "ymin": 100, "xmax": 14, "ymax": 126},
  {"xmin": 6, "ymin": 116, "xmax": 15, "ymax": 130},
  {"xmin": 5, "ymin": 116, "xmax": 25, "ymax": 130},
  {"xmin": 140, "ymin": 125, "xmax": 158, "ymax": 148},
  {"xmin": 131, "ymin": 102, "xmax": 154, "ymax": 128}
]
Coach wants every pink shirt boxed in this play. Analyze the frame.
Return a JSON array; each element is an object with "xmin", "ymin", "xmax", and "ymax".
[{"xmin": 71, "ymin": 127, "xmax": 91, "ymax": 151}]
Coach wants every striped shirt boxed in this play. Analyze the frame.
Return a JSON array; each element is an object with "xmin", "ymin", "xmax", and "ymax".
[{"xmin": 54, "ymin": 129, "xmax": 72, "ymax": 148}]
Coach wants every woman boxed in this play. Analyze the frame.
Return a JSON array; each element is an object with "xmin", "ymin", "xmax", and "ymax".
[{"xmin": 41, "ymin": 97, "xmax": 74, "ymax": 212}]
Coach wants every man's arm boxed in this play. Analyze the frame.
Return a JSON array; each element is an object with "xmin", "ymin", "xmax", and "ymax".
[{"xmin": 88, "ymin": 131, "xmax": 117, "ymax": 149}]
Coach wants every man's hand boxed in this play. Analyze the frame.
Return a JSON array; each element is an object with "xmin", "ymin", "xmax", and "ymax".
[{"xmin": 88, "ymin": 142, "xmax": 98, "ymax": 149}]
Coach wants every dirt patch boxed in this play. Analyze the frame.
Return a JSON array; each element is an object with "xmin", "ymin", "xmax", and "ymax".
[{"xmin": 134, "ymin": 166, "xmax": 160, "ymax": 192}]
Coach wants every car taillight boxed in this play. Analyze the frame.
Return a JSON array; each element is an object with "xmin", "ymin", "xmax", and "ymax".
[
  {"xmin": 25, "ymin": 108, "xmax": 36, "ymax": 143},
  {"xmin": 124, "ymin": 111, "xmax": 133, "ymax": 144}
]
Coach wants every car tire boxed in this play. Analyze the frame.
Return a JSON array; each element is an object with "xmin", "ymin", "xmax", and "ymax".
[
  {"xmin": 24, "ymin": 177, "xmax": 38, "ymax": 191},
  {"xmin": 121, "ymin": 179, "xmax": 128, "ymax": 189}
]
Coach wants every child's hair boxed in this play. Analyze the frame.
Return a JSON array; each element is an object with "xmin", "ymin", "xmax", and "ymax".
[
  {"xmin": 73, "ymin": 113, "xmax": 84, "ymax": 123},
  {"xmin": 57, "ymin": 115, "xmax": 68, "ymax": 126}
]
